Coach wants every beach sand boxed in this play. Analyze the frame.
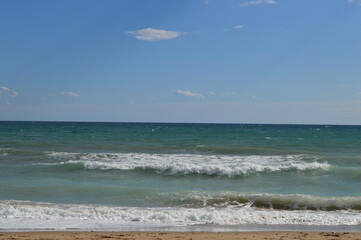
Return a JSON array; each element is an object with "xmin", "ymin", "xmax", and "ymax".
[{"xmin": 1, "ymin": 231, "xmax": 360, "ymax": 240}]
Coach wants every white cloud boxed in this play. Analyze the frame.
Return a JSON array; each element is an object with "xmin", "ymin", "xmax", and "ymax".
[
  {"xmin": 240, "ymin": 0, "xmax": 277, "ymax": 7},
  {"xmin": 0, "ymin": 86, "xmax": 19, "ymax": 98},
  {"xmin": 207, "ymin": 91, "xmax": 237, "ymax": 96},
  {"xmin": 251, "ymin": 95, "xmax": 264, "ymax": 100},
  {"xmin": 0, "ymin": 86, "xmax": 10, "ymax": 92},
  {"xmin": 9, "ymin": 91, "xmax": 18, "ymax": 97},
  {"xmin": 224, "ymin": 25, "xmax": 244, "ymax": 32},
  {"xmin": 126, "ymin": 28, "xmax": 185, "ymax": 41},
  {"xmin": 60, "ymin": 92, "xmax": 80, "ymax": 97},
  {"xmin": 348, "ymin": 0, "xmax": 361, "ymax": 5},
  {"xmin": 175, "ymin": 90, "xmax": 204, "ymax": 99}
]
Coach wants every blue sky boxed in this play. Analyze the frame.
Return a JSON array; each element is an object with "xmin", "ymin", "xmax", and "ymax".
[{"xmin": 1, "ymin": 0, "xmax": 361, "ymax": 124}]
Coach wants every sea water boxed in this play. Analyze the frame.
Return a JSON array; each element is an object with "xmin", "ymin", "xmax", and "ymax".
[{"xmin": 0, "ymin": 122, "xmax": 360, "ymax": 231}]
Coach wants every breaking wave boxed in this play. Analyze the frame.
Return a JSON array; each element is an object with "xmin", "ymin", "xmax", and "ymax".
[
  {"xmin": 0, "ymin": 199, "xmax": 360, "ymax": 230},
  {"xmin": 44, "ymin": 152, "xmax": 330, "ymax": 177},
  {"xmin": 159, "ymin": 192, "xmax": 361, "ymax": 211}
]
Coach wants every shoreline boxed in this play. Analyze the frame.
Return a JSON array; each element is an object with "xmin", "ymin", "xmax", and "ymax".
[
  {"xmin": 1, "ymin": 224, "xmax": 361, "ymax": 233},
  {"xmin": 0, "ymin": 222, "xmax": 361, "ymax": 233},
  {"xmin": 1, "ymin": 231, "xmax": 361, "ymax": 240}
]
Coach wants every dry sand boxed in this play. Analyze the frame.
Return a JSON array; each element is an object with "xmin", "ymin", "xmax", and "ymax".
[{"xmin": 1, "ymin": 231, "xmax": 360, "ymax": 240}]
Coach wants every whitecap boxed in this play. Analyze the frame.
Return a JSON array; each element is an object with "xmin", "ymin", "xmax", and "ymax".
[
  {"xmin": 44, "ymin": 152, "xmax": 330, "ymax": 177},
  {"xmin": 0, "ymin": 200, "xmax": 360, "ymax": 230}
]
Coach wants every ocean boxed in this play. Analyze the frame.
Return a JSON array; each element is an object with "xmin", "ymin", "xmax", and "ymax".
[{"xmin": 0, "ymin": 121, "xmax": 360, "ymax": 231}]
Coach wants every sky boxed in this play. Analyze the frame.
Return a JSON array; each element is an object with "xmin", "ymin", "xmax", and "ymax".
[{"xmin": 1, "ymin": 0, "xmax": 361, "ymax": 124}]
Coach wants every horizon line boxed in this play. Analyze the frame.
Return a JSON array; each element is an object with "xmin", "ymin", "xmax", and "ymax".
[{"xmin": 0, "ymin": 120, "xmax": 360, "ymax": 127}]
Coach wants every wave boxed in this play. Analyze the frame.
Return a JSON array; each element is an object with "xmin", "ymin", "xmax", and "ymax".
[
  {"xmin": 0, "ymin": 200, "xmax": 360, "ymax": 229},
  {"xmin": 44, "ymin": 152, "xmax": 330, "ymax": 177},
  {"xmin": 0, "ymin": 148, "xmax": 12, "ymax": 157},
  {"xmin": 158, "ymin": 192, "xmax": 361, "ymax": 211}
]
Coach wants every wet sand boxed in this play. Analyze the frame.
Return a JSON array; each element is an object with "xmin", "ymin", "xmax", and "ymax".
[{"xmin": 1, "ymin": 231, "xmax": 360, "ymax": 240}]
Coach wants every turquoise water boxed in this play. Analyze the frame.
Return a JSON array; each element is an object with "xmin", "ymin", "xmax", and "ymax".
[{"xmin": 1, "ymin": 121, "xmax": 361, "ymax": 229}]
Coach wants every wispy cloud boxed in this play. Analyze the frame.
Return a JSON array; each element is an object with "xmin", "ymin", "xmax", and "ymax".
[
  {"xmin": 9, "ymin": 91, "xmax": 18, "ymax": 97},
  {"xmin": 60, "ymin": 91, "xmax": 80, "ymax": 97},
  {"xmin": 348, "ymin": 0, "xmax": 361, "ymax": 4},
  {"xmin": 339, "ymin": 84, "xmax": 353, "ymax": 87},
  {"xmin": 0, "ymin": 86, "xmax": 19, "ymax": 98},
  {"xmin": 234, "ymin": 25, "xmax": 244, "ymax": 29},
  {"xmin": 175, "ymin": 90, "xmax": 204, "ymax": 99},
  {"xmin": 224, "ymin": 25, "xmax": 245, "ymax": 32},
  {"xmin": 126, "ymin": 28, "xmax": 186, "ymax": 41},
  {"xmin": 251, "ymin": 95, "xmax": 264, "ymax": 100},
  {"xmin": 207, "ymin": 91, "xmax": 237, "ymax": 96},
  {"xmin": 240, "ymin": 0, "xmax": 277, "ymax": 7},
  {"xmin": 0, "ymin": 86, "xmax": 10, "ymax": 92}
]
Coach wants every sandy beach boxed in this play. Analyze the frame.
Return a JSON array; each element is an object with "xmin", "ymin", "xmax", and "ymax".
[{"xmin": 1, "ymin": 231, "xmax": 361, "ymax": 240}]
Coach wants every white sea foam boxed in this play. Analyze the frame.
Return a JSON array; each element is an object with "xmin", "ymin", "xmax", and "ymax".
[
  {"xmin": 46, "ymin": 152, "xmax": 330, "ymax": 177},
  {"xmin": 0, "ymin": 148, "xmax": 11, "ymax": 156},
  {"xmin": 0, "ymin": 148, "xmax": 12, "ymax": 151},
  {"xmin": 0, "ymin": 200, "xmax": 360, "ymax": 230}
]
